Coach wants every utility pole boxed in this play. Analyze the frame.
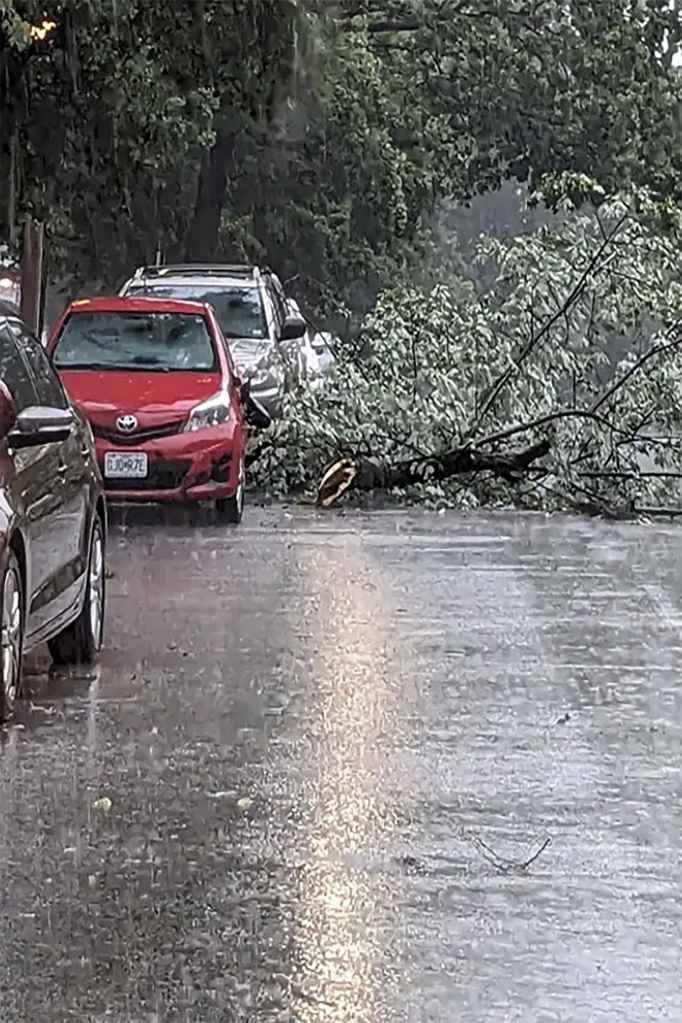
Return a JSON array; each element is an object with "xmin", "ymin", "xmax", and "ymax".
[{"xmin": 19, "ymin": 216, "xmax": 44, "ymax": 335}]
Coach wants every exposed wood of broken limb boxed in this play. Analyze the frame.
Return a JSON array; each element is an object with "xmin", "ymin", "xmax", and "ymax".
[{"xmin": 316, "ymin": 438, "xmax": 551, "ymax": 507}]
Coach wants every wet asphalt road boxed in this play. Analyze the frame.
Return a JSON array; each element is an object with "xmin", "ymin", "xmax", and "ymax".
[{"xmin": 1, "ymin": 506, "xmax": 681, "ymax": 1023}]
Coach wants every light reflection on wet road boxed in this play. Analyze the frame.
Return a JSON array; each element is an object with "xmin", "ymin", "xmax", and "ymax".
[{"xmin": 1, "ymin": 507, "xmax": 681, "ymax": 1022}]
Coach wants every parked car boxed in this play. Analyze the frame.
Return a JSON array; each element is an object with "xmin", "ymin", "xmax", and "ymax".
[
  {"xmin": 0, "ymin": 300, "xmax": 107, "ymax": 722},
  {"xmin": 285, "ymin": 298, "xmax": 336, "ymax": 380},
  {"xmin": 117, "ymin": 263, "xmax": 316, "ymax": 418},
  {"xmin": 0, "ymin": 252, "xmax": 21, "ymax": 311},
  {"xmin": 47, "ymin": 295, "xmax": 270, "ymax": 523},
  {"xmin": 310, "ymin": 332, "xmax": 337, "ymax": 375}
]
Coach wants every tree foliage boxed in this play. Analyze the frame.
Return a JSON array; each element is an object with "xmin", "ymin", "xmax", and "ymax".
[
  {"xmin": 0, "ymin": 0, "xmax": 304, "ymax": 283},
  {"xmin": 250, "ymin": 180, "xmax": 682, "ymax": 518},
  {"xmin": 4, "ymin": 1, "xmax": 682, "ymax": 515},
  {"xmin": 346, "ymin": 0, "xmax": 682, "ymax": 196},
  {"xmin": 2, "ymin": 0, "xmax": 682, "ymax": 319}
]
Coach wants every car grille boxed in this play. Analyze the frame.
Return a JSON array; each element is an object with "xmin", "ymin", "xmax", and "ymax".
[
  {"xmin": 92, "ymin": 420, "xmax": 185, "ymax": 446},
  {"xmin": 103, "ymin": 459, "xmax": 192, "ymax": 492}
]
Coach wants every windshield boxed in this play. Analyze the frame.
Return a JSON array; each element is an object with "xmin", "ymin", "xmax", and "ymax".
[
  {"xmin": 127, "ymin": 284, "xmax": 265, "ymax": 339},
  {"xmin": 52, "ymin": 311, "xmax": 218, "ymax": 371},
  {"xmin": 127, "ymin": 284, "xmax": 267, "ymax": 340}
]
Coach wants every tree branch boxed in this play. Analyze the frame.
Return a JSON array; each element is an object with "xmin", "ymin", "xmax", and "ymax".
[
  {"xmin": 463, "ymin": 216, "xmax": 628, "ymax": 441},
  {"xmin": 316, "ymin": 438, "xmax": 551, "ymax": 507},
  {"xmin": 475, "ymin": 407, "xmax": 624, "ymax": 449},
  {"xmin": 592, "ymin": 324, "xmax": 682, "ymax": 413},
  {"xmin": 364, "ymin": 19, "xmax": 422, "ymax": 32},
  {"xmin": 468, "ymin": 833, "xmax": 551, "ymax": 872}
]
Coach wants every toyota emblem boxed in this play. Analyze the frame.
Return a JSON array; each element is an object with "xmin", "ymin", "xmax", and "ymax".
[{"xmin": 117, "ymin": 414, "xmax": 138, "ymax": 433}]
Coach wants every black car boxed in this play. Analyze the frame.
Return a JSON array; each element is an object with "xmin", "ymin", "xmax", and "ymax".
[{"xmin": 0, "ymin": 300, "xmax": 107, "ymax": 721}]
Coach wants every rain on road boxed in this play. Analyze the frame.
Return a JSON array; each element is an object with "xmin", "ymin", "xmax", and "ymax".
[{"xmin": 1, "ymin": 506, "xmax": 681, "ymax": 1023}]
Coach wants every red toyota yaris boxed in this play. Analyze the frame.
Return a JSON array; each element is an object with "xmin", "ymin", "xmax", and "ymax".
[{"xmin": 47, "ymin": 295, "xmax": 270, "ymax": 523}]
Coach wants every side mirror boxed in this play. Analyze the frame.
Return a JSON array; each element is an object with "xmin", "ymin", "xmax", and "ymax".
[
  {"xmin": 0, "ymin": 379, "xmax": 17, "ymax": 441},
  {"xmin": 282, "ymin": 313, "xmax": 306, "ymax": 342},
  {"xmin": 8, "ymin": 406, "xmax": 75, "ymax": 449}
]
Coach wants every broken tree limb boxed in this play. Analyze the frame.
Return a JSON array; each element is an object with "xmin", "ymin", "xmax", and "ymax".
[
  {"xmin": 463, "ymin": 216, "xmax": 627, "ymax": 442},
  {"xmin": 316, "ymin": 437, "xmax": 551, "ymax": 508},
  {"xmin": 591, "ymin": 323, "xmax": 682, "ymax": 413}
]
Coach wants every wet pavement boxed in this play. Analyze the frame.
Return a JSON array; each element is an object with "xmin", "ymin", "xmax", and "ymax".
[{"xmin": 1, "ymin": 505, "xmax": 681, "ymax": 1023}]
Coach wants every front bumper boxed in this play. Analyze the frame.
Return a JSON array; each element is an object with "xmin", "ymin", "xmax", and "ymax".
[{"xmin": 95, "ymin": 424, "xmax": 243, "ymax": 503}]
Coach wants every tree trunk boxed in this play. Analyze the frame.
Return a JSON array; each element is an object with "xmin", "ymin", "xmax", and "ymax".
[{"xmin": 184, "ymin": 134, "xmax": 236, "ymax": 261}]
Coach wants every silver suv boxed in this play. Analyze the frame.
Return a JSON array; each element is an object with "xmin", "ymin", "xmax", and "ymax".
[{"xmin": 118, "ymin": 263, "xmax": 317, "ymax": 418}]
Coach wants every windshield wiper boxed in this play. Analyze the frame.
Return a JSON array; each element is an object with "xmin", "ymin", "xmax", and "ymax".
[
  {"xmin": 53, "ymin": 361, "xmax": 113, "ymax": 370},
  {"xmin": 128, "ymin": 356, "xmax": 171, "ymax": 371},
  {"xmin": 222, "ymin": 330, "xmax": 268, "ymax": 340},
  {"xmin": 53, "ymin": 358, "xmax": 172, "ymax": 372}
]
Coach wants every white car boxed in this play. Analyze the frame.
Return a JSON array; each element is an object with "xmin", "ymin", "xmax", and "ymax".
[
  {"xmin": 118, "ymin": 263, "xmax": 310, "ymax": 418},
  {"xmin": 284, "ymin": 298, "xmax": 323, "ymax": 380},
  {"xmin": 285, "ymin": 299, "xmax": 336, "ymax": 387}
]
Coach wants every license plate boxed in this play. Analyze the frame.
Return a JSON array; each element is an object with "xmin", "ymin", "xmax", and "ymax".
[{"xmin": 104, "ymin": 451, "xmax": 148, "ymax": 478}]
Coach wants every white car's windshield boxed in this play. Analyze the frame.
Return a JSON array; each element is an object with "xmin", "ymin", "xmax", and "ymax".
[
  {"xmin": 127, "ymin": 284, "xmax": 267, "ymax": 340},
  {"xmin": 52, "ymin": 311, "xmax": 218, "ymax": 371}
]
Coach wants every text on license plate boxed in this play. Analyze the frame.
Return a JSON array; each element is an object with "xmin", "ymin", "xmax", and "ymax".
[{"xmin": 103, "ymin": 451, "xmax": 148, "ymax": 478}]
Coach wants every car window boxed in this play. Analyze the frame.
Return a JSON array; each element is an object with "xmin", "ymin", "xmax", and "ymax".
[
  {"xmin": 7, "ymin": 320, "xmax": 69, "ymax": 408},
  {"xmin": 0, "ymin": 324, "xmax": 39, "ymax": 411},
  {"xmin": 127, "ymin": 283, "xmax": 267, "ymax": 340},
  {"xmin": 267, "ymin": 279, "xmax": 287, "ymax": 326},
  {"xmin": 52, "ymin": 310, "xmax": 218, "ymax": 372}
]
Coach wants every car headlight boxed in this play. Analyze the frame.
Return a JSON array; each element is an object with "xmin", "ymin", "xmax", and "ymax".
[{"xmin": 184, "ymin": 392, "xmax": 232, "ymax": 432}]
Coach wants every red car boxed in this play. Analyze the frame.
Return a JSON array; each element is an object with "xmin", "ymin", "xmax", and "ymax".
[{"xmin": 47, "ymin": 295, "xmax": 269, "ymax": 523}]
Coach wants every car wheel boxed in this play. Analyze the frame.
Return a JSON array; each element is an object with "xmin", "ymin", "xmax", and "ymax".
[
  {"xmin": 0, "ymin": 552, "xmax": 25, "ymax": 723},
  {"xmin": 48, "ymin": 517, "xmax": 106, "ymax": 666},
  {"xmin": 216, "ymin": 457, "xmax": 244, "ymax": 525}
]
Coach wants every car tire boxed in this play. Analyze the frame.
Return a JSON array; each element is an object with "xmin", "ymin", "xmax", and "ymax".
[
  {"xmin": 0, "ymin": 552, "xmax": 25, "ymax": 723},
  {"xmin": 48, "ymin": 517, "xmax": 106, "ymax": 666},
  {"xmin": 215, "ymin": 457, "xmax": 244, "ymax": 525}
]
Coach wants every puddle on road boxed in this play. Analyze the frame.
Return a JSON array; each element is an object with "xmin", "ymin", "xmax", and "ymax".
[{"xmin": 1, "ymin": 509, "xmax": 681, "ymax": 1023}]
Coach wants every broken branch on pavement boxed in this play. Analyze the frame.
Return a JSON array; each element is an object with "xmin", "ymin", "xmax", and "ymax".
[{"xmin": 316, "ymin": 437, "xmax": 551, "ymax": 507}]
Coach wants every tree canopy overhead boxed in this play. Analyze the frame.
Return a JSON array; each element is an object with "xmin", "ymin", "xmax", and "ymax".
[{"xmin": 2, "ymin": 0, "xmax": 682, "ymax": 314}]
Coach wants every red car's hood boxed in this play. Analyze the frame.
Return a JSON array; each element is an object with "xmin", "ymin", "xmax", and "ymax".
[{"xmin": 59, "ymin": 370, "xmax": 222, "ymax": 424}]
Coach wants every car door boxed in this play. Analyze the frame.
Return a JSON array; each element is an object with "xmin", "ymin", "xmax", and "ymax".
[
  {"xmin": 0, "ymin": 324, "xmax": 70, "ymax": 640},
  {"xmin": 6, "ymin": 318, "xmax": 90, "ymax": 627}
]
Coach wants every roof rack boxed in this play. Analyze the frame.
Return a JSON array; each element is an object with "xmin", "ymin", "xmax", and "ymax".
[{"xmin": 131, "ymin": 263, "xmax": 269, "ymax": 281}]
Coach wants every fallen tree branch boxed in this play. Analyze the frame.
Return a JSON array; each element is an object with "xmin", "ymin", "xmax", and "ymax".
[
  {"xmin": 476, "ymin": 406, "xmax": 625, "ymax": 449},
  {"xmin": 636, "ymin": 506, "xmax": 682, "ymax": 518},
  {"xmin": 467, "ymin": 833, "xmax": 551, "ymax": 873},
  {"xmin": 316, "ymin": 438, "xmax": 551, "ymax": 507},
  {"xmin": 578, "ymin": 470, "xmax": 682, "ymax": 479},
  {"xmin": 592, "ymin": 323, "xmax": 682, "ymax": 413},
  {"xmin": 464, "ymin": 217, "xmax": 627, "ymax": 440}
]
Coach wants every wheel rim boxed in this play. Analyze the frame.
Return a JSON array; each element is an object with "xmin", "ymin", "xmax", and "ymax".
[
  {"xmin": 89, "ymin": 527, "xmax": 104, "ymax": 647},
  {"xmin": 2, "ymin": 567, "xmax": 22, "ymax": 712}
]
